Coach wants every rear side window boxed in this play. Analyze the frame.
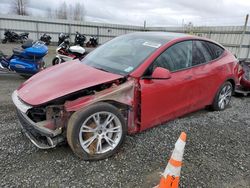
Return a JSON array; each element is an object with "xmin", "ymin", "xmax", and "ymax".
[
  {"xmin": 192, "ymin": 40, "xmax": 225, "ymax": 66},
  {"xmin": 206, "ymin": 42, "xmax": 225, "ymax": 59},
  {"xmin": 192, "ymin": 41, "xmax": 213, "ymax": 66}
]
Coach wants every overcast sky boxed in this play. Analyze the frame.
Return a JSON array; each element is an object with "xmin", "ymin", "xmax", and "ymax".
[{"xmin": 0, "ymin": 0, "xmax": 249, "ymax": 26}]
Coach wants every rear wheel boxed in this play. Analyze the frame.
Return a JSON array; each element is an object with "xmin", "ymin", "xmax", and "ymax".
[
  {"xmin": 38, "ymin": 61, "xmax": 46, "ymax": 70},
  {"xmin": 212, "ymin": 81, "xmax": 233, "ymax": 111},
  {"xmin": 67, "ymin": 102, "xmax": 127, "ymax": 160}
]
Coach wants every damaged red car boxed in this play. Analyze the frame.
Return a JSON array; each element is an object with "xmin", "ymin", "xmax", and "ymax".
[{"xmin": 12, "ymin": 32, "xmax": 240, "ymax": 160}]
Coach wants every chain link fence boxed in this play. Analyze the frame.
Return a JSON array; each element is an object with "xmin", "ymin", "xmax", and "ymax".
[{"xmin": 0, "ymin": 14, "xmax": 249, "ymax": 59}]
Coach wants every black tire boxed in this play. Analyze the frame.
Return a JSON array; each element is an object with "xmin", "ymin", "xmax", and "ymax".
[
  {"xmin": 211, "ymin": 81, "xmax": 233, "ymax": 111},
  {"xmin": 52, "ymin": 57, "xmax": 60, "ymax": 65},
  {"xmin": 67, "ymin": 102, "xmax": 127, "ymax": 161},
  {"xmin": 86, "ymin": 42, "xmax": 90, "ymax": 47},
  {"xmin": 39, "ymin": 61, "xmax": 46, "ymax": 70},
  {"xmin": 20, "ymin": 37, "xmax": 27, "ymax": 44},
  {"xmin": 2, "ymin": 39, "xmax": 7, "ymax": 44}
]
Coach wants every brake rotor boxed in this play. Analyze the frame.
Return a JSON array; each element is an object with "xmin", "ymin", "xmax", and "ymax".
[{"xmin": 83, "ymin": 122, "xmax": 98, "ymax": 154}]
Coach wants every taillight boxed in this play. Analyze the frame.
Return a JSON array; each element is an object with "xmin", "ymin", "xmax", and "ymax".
[{"xmin": 239, "ymin": 64, "xmax": 244, "ymax": 73}]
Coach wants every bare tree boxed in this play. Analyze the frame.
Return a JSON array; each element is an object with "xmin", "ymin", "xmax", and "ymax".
[
  {"xmin": 56, "ymin": 1, "xmax": 68, "ymax": 19},
  {"xmin": 46, "ymin": 7, "xmax": 53, "ymax": 18},
  {"xmin": 73, "ymin": 2, "xmax": 85, "ymax": 21},
  {"xmin": 68, "ymin": 4, "xmax": 74, "ymax": 20},
  {"xmin": 11, "ymin": 0, "xmax": 29, "ymax": 16},
  {"xmin": 53, "ymin": 2, "xmax": 85, "ymax": 21}
]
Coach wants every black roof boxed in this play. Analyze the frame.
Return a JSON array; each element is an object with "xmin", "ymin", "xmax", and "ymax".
[{"xmin": 125, "ymin": 31, "xmax": 190, "ymax": 44}]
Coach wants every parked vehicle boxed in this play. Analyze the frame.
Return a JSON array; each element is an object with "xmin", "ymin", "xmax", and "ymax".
[
  {"xmin": 58, "ymin": 33, "xmax": 69, "ymax": 46},
  {"xmin": 235, "ymin": 60, "xmax": 250, "ymax": 95},
  {"xmin": 0, "ymin": 40, "xmax": 47, "ymax": 78},
  {"xmin": 40, "ymin": 33, "xmax": 51, "ymax": 45},
  {"xmin": 86, "ymin": 36, "xmax": 98, "ymax": 48},
  {"xmin": 12, "ymin": 32, "xmax": 240, "ymax": 160},
  {"xmin": 74, "ymin": 31, "xmax": 86, "ymax": 47},
  {"xmin": 2, "ymin": 29, "xmax": 29, "ymax": 44},
  {"xmin": 52, "ymin": 38, "xmax": 86, "ymax": 65}
]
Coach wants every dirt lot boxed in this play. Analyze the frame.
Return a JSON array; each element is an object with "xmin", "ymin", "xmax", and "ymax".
[{"xmin": 0, "ymin": 43, "xmax": 250, "ymax": 188}]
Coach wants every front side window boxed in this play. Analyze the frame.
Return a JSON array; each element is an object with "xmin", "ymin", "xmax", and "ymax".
[{"xmin": 146, "ymin": 41, "xmax": 192, "ymax": 75}]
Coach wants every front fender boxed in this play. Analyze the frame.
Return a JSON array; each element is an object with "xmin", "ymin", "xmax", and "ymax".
[
  {"xmin": 64, "ymin": 79, "xmax": 135, "ymax": 112},
  {"xmin": 64, "ymin": 79, "xmax": 140, "ymax": 134}
]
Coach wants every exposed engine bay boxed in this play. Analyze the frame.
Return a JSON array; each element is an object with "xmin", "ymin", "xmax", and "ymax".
[{"xmin": 18, "ymin": 77, "xmax": 140, "ymax": 149}]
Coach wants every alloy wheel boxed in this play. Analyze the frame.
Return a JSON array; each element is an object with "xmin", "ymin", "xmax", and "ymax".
[
  {"xmin": 79, "ymin": 111, "xmax": 122, "ymax": 154},
  {"xmin": 218, "ymin": 84, "xmax": 232, "ymax": 109}
]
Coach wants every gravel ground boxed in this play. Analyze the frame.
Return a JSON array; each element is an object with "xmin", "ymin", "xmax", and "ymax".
[{"xmin": 0, "ymin": 43, "xmax": 250, "ymax": 188}]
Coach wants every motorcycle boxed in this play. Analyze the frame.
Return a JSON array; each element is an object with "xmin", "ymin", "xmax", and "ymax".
[
  {"xmin": 40, "ymin": 33, "xmax": 51, "ymax": 45},
  {"xmin": 52, "ymin": 38, "xmax": 86, "ymax": 65},
  {"xmin": 74, "ymin": 31, "xmax": 86, "ymax": 47},
  {"xmin": 235, "ymin": 60, "xmax": 250, "ymax": 96},
  {"xmin": 86, "ymin": 36, "xmax": 98, "ymax": 48},
  {"xmin": 58, "ymin": 33, "xmax": 70, "ymax": 46},
  {"xmin": 0, "ymin": 40, "xmax": 48, "ymax": 78},
  {"xmin": 2, "ymin": 29, "xmax": 29, "ymax": 44}
]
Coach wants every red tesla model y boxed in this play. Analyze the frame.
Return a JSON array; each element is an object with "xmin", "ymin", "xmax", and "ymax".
[{"xmin": 12, "ymin": 32, "xmax": 240, "ymax": 160}]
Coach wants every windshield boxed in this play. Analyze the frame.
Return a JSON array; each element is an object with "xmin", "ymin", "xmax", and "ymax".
[{"xmin": 82, "ymin": 34, "xmax": 166, "ymax": 75}]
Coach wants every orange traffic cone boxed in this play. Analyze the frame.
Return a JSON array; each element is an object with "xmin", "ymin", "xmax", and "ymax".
[{"xmin": 154, "ymin": 132, "xmax": 187, "ymax": 188}]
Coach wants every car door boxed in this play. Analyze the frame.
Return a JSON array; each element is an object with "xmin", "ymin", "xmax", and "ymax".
[
  {"xmin": 190, "ymin": 40, "xmax": 226, "ymax": 107},
  {"xmin": 139, "ymin": 40, "xmax": 201, "ymax": 131}
]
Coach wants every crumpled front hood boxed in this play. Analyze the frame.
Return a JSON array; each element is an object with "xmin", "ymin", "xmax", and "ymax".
[{"xmin": 17, "ymin": 60, "xmax": 123, "ymax": 106}]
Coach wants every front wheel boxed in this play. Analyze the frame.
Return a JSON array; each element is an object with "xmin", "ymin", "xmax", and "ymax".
[
  {"xmin": 20, "ymin": 37, "xmax": 27, "ymax": 44},
  {"xmin": 211, "ymin": 81, "xmax": 233, "ymax": 111},
  {"xmin": 67, "ymin": 102, "xmax": 127, "ymax": 160},
  {"xmin": 2, "ymin": 38, "xmax": 7, "ymax": 44},
  {"xmin": 52, "ymin": 57, "xmax": 60, "ymax": 65}
]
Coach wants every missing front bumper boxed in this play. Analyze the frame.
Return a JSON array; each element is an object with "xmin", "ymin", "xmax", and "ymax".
[{"xmin": 16, "ymin": 109, "xmax": 65, "ymax": 149}]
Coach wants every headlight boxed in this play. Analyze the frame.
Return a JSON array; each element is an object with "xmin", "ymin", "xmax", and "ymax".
[{"xmin": 12, "ymin": 90, "xmax": 32, "ymax": 113}]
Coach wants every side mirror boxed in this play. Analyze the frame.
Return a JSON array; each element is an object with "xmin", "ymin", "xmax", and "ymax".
[{"xmin": 151, "ymin": 67, "xmax": 171, "ymax": 79}]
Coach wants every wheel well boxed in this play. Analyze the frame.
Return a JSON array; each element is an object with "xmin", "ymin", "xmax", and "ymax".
[
  {"xmin": 102, "ymin": 100, "xmax": 129, "ymax": 114},
  {"xmin": 95, "ymin": 100, "xmax": 139, "ymax": 134},
  {"xmin": 227, "ymin": 79, "xmax": 235, "ymax": 91}
]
